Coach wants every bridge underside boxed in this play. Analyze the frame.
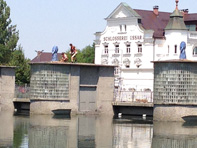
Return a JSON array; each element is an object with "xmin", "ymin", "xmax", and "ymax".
[{"xmin": 113, "ymin": 102, "xmax": 153, "ymax": 117}]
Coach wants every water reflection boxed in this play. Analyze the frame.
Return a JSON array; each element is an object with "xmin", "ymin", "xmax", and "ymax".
[
  {"xmin": 113, "ymin": 116, "xmax": 153, "ymax": 148},
  {"xmin": 0, "ymin": 112, "xmax": 154, "ymax": 148},
  {"xmin": 152, "ymin": 121, "xmax": 197, "ymax": 148}
]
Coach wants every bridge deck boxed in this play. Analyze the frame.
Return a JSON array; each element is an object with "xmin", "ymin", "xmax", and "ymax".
[
  {"xmin": 112, "ymin": 101, "xmax": 153, "ymax": 107},
  {"xmin": 13, "ymin": 98, "xmax": 30, "ymax": 103}
]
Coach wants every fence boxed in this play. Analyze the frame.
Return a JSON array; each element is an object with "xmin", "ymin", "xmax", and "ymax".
[
  {"xmin": 114, "ymin": 90, "xmax": 153, "ymax": 103},
  {"xmin": 15, "ymin": 84, "xmax": 30, "ymax": 99}
]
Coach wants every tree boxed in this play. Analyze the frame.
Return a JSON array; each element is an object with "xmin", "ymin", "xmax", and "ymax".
[
  {"xmin": 0, "ymin": 0, "xmax": 19, "ymax": 64},
  {"xmin": 0, "ymin": 0, "xmax": 30, "ymax": 85},
  {"xmin": 9, "ymin": 46, "xmax": 31, "ymax": 85},
  {"xmin": 80, "ymin": 43, "xmax": 95, "ymax": 63}
]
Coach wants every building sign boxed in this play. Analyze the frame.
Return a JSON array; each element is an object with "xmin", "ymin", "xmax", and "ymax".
[{"xmin": 103, "ymin": 35, "xmax": 142, "ymax": 42}]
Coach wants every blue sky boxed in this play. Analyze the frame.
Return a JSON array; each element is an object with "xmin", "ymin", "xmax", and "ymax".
[{"xmin": 5, "ymin": 0, "xmax": 197, "ymax": 59}]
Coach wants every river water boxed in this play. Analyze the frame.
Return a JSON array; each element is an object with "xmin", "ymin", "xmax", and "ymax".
[{"xmin": 0, "ymin": 111, "xmax": 197, "ymax": 148}]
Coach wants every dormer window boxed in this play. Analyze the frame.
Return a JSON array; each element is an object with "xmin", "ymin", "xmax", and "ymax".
[{"xmin": 186, "ymin": 25, "xmax": 196, "ymax": 31}]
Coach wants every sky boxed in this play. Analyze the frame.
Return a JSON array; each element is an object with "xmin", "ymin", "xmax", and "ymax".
[{"xmin": 5, "ymin": 0, "xmax": 197, "ymax": 60}]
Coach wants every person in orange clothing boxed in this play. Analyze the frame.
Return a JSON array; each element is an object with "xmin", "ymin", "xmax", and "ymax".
[
  {"xmin": 60, "ymin": 52, "xmax": 68, "ymax": 62},
  {"xmin": 69, "ymin": 43, "xmax": 77, "ymax": 63}
]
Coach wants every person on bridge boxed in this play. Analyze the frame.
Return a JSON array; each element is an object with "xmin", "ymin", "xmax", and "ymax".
[
  {"xmin": 69, "ymin": 43, "xmax": 77, "ymax": 63},
  {"xmin": 60, "ymin": 52, "xmax": 68, "ymax": 62}
]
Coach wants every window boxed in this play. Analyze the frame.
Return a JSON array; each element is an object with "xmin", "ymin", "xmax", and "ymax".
[
  {"xmin": 114, "ymin": 67, "xmax": 119, "ymax": 75},
  {"xmin": 186, "ymin": 25, "xmax": 196, "ymax": 31},
  {"xmin": 120, "ymin": 25, "xmax": 122, "ymax": 32},
  {"xmin": 104, "ymin": 45, "xmax": 108, "ymax": 54},
  {"xmin": 138, "ymin": 44, "xmax": 142, "ymax": 53},
  {"xmin": 120, "ymin": 24, "xmax": 127, "ymax": 32},
  {"xmin": 174, "ymin": 45, "xmax": 177, "ymax": 54},
  {"xmin": 126, "ymin": 44, "xmax": 130, "ymax": 53},
  {"xmin": 115, "ymin": 45, "xmax": 119, "ymax": 54},
  {"xmin": 124, "ymin": 25, "xmax": 127, "ymax": 32},
  {"xmin": 193, "ymin": 47, "xmax": 197, "ymax": 55}
]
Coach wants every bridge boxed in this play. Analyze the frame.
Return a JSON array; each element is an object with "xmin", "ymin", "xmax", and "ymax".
[{"xmin": 13, "ymin": 90, "xmax": 154, "ymax": 116}]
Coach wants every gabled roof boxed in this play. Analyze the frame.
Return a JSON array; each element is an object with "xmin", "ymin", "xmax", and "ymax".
[
  {"xmin": 31, "ymin": 52, "xmax": 62, "ymax": 63},
  {"xmin": 105, "ymin": 3, "xmax": 197, "ymax": 38},
  {"xmin": 106, "ymin": 2, "xmax": 141, "ymax": 19}
]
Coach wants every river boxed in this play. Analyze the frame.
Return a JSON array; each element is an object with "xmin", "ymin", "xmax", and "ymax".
[{"xmin": 0, "ymin": 111, "xmax": 197, "ymax": 148}]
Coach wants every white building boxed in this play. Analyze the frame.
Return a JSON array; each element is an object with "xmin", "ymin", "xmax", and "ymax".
[{"xmin": 94, "ymin": 2, "xmax": 197, "ymax": 93}]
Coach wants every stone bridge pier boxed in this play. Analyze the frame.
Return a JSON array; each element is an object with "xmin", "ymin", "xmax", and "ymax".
[{"xmin": 153, "ymin": 61, "xmax": 197, "ymax": 121}]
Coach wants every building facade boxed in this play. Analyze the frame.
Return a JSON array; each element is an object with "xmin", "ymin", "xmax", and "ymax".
[{"xmin": 94, "ymin": 2, "xmax": 197, "ymax": 92}]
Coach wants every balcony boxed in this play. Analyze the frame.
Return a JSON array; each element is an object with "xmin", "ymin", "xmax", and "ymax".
[
  {"xmin": 123, "ymin": 53, "xmax": 131, "ymax": 57},
  {"xmin": 101, "ymin": 53, "xmax": 108, "ymax": 57},
  {"xmin": 112, "ymin": 53, "xmax": 120, "ymax": 57},
  {"xmin": 134, "ymin": 53, "xmax": 143, "ymax": 57}
]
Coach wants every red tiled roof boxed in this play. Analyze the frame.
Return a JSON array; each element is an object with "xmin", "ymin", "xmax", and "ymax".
[
  {"xmin": 134, "ymin": 9, "xmax": 197, "ymax": 38},
  {"xmin": 31, "ymin": 52, "xmax": 62, "ymax": 63},
  {"xmin": 184, "ymin": 13, "xmax": 197, "ymax": 21},
  {"xmin": 134, "ymin": 9, "xmax": 171, "ymax": 38}
]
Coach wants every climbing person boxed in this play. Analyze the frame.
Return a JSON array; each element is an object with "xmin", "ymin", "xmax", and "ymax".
[
  {"xmin": 69, "ymin": 43, "xmax": 77, "ymax": 63},
  {"xmin": 60, "ymin": 52, "xmax": 68, "ymax": 62}
]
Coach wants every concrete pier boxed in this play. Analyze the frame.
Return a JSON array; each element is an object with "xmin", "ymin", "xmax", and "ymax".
[
  {"xmin": 30, "ymin": 62, "xmax": 116, "ymax": 115},
  {"xmin": 0, "ymin": 66, "xmax": 15, "ymax": 112},
  {"xmin": 153, "ymin": 60, "xmax": 197, "ymax": 121}
]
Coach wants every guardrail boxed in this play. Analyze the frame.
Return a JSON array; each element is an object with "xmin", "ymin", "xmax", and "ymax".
[
  {"xmin": 114, "ymin": 90, "xmax": 153, "ymax": 103},
  {"xmin": 15, "ymin": 85, "xmax": 30, "ymax": 99}
]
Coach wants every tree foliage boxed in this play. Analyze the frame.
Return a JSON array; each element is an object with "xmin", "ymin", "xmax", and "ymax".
[
  {"xmin": 9, "ymin": 46, "xmax": 30, "ymax": 85},
  {"xmin": 0, "ymin": 0, "xmax": 30, "ymax": 85}
]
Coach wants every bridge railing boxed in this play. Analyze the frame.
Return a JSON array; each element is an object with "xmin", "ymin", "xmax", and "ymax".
[
  {"xmin": 15, "ymin": 84, "xmax": 30, "ymax": 99},
  {"xmin": 114, "ymin": 90, "xmax": 153, "ymax": 103}
]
